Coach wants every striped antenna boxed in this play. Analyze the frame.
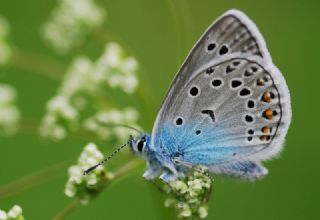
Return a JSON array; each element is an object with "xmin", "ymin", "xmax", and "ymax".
[{"xmin": 83, "ymin": 137, "xmax": 134, "ymax": 175}]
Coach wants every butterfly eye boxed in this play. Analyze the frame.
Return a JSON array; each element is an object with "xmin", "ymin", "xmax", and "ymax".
[{"xmin": 137, "ymin": 140, "xmax": 145, "ymax": 152}]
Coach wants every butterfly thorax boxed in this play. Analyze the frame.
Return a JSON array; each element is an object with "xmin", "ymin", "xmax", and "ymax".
[{"xmin": 130, "ymin": 133, "xmax": 183, "ymax": 182}]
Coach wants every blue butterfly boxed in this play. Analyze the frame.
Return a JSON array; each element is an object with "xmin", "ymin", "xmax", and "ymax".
[
  {"xmin": 86, "ymin": 9, "xmax": 291, "ymax": 183},
  {"xmin": 129, "ymin": 9, "xmax": 291, "ymax": 183}
]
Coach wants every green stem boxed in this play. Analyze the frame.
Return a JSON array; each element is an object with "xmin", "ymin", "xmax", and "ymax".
[
  {"xmin": 113, "ymin": 158, "xmax": 142, "ymax": 178},
  {"xmin": 9, "ymin": 46, "xmax": 66, "ymax": 81},
  {"xmin": 0, "ymin": 160, "xmax": 72, "ymax": 199},
  {"xmin": 165, "ymin": 0, "xmax": 184, "ymax": 60},
  {"xmin": 18, "ymin": 118, "xmax": 99, "ymax": 142},
  {"xmin": 52, "ymin": 199, "xmax": 81, "ymax": 220}
]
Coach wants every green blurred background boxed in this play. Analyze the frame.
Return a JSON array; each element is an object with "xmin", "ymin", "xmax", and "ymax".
[{"xmin": 0, "ymin": 0, "xmax": 319, "ymax": 219}]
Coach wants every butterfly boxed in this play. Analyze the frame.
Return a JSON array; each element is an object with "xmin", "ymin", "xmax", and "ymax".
[{"xmin": 85, "ymin": 9, "xmax": 291, "ymax": 183}]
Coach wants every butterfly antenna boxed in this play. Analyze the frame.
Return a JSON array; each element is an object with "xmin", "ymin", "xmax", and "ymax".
[
  {"xmin": 83, "ymin": 137, "xmax": 133, "ymax": 175},
  {"xmin": 99, "ymin": 123, "xmax": 143, "ymax": 135}
]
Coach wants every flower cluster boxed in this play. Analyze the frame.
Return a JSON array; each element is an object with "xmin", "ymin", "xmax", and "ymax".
[
  {"xmin": 64, "ymin": 143, "xmax": 114, "ymax": 204},
  {"xmin": 0, "ymin": 15, "xmax": 11, "ymax": 65},
  {"xmin": 0, "ymin": 84, "xmax": 20, "ymax": 136},
  {"xmin": 60, "ymin": 43, "xmax": 139, "ymax": 95},
  {"xmin": 164, "ymin": 167, "xmax": 213, "ymax": 219},
  {"xmin": 41, "ymin": 0, "xmax": 106, "ymax": 53},
  {"xmin": 39, "ymin": 95, "xmax": 78, "ymax": 140},
  {"xmin": 0, "ymin": 205, "xmax": 24, "ymax": 220},
  {"xmin": 83, "ymin": 107, "xmax": 140, "ymax": 141},
  {"xmin": 92, "ymin": 43, "xmax": 139, "ymax": 94},
  {"xmin": 39, "ymin": 42, "xmax": 139, "ymax": 141}
]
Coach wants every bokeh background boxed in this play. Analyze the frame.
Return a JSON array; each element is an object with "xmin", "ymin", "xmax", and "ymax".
[{"xmin": 0, "ymin": 0, "xmax": 319, "ymax": 219}]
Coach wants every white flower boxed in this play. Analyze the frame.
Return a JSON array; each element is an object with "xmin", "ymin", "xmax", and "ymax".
[
  {"xmin": 41, "ymin": 0, "xmax": 106, "ymax": 53},
  {"xmin": 7, "ymin": 205, "xmax": 22, "ymax": 219},
  {"xmin": 58, "ymin": 43, "xmax": 138, "ymax": 96},
  {"xmin": 165, "ymin": 167, "xmax": 212, "ymax": 219},
  {"xmin": 0, "ymin": 84, "xmax": 20, "ymax": 136},
  {"xmin": 198, "ymin": 206, "xmax": 208, "ymax": 219},
  {"xmin": 0, "ymin": 85, "xmax": 16, "ymax": 104},
  {"xmin": 86, "ymin": 174, "xmax": 97, "ymax": 185},
  {"xmin": 64, "ymin": 183, "xmax": 76, "ymax": 197},
  {"xmin": 39, "ymin": 95, "xmax": 78, "ymax": 141},
  {"xmin": 122, "ymin": 58, "xmax": 138, "ymax": 73},
  {"xmin": 0, "ymin": 210, "xmax": 7, "ymax": 220},
  {"xmin": 40, "ymin": 42, "xmax": 140, "ymax": 141},
  {"xmin": 95, "ymin": 43, "xmax": 139, "ymax": 94},
  {"xmin": 122, "ymin": 74, "xmax": 138, "ymax": 94},
  {"xmin": 179, "ymin": 203, "xmax": 192, "ymax": 218},
  {"xmin": 64, "ymin": 143, "xmax": 113, "ymax": 204},
  {"xmin": 0, "ymin": 205, "xmax": 24, "ymax": 220},
  {"xmin": 68, "ymin": 165, "xmax": 83, "ymax": 184},
  {"xmin": 180, "ymin": 209, "xmax": 192, "ymax": 218},
  {"xmin": 52, "ymin": 125, "xmax": 67, "ymax": 140},
  {"xmin": 99, "ymin": 43, "xmax": 121, "ymax": 67},
  {"xmin": 83, "ymin": 107, "xmax": 140, "ymax": 141},
  {"xmin": 123, "ymin": 108, "xmax": 139, "ymax": 122},
  {"xmin": 171, "ymin": 180, "xmax": 188, "ymax": 194},
  {"xmin": 0, "ymin": 15, "xmax": 11, "ymax": 65},
  {"xmin": 59, "ymin": 56, "xmax": 93, "ymax": 96},
  {"xmin": 47, "ymin": 96, "xmax": 78, "ymax": 120},
  {"xmin": 188, "ymin": 179, "xmax": 203, "ymax": 191}
]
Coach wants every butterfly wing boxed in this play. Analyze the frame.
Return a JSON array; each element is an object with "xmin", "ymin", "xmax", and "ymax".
[
  {"xmin": 151, "ymin": 10, "xmax": 291, "ymax": 179},
  {"xmin": 152, "ymin": 9, "xmax": 272, "ymax": 149}
]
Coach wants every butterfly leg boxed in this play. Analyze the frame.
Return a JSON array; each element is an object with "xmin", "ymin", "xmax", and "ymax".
[
  {"xmin": 143, "ymin": 160, "xmax": 162, "ymax": 180},
  {"xmin": 159, "ymin": 170, "xmax": 178, "ymax": 183}
]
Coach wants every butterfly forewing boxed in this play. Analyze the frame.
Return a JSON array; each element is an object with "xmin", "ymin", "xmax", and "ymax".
[{"xmin": 154, "ymin": 10, "xmax": 272, "ymax": 120}]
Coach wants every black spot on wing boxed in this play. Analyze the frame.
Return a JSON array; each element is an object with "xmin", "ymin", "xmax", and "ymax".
[
  {"xmin": 207, "ymin": 43, "xmax": 216, "ymax": 51},
  {"xmin": 219, "ymin": 45, "xmax": 229, "ymax": 55},
  {"xmin": 175, "ymin": 117, "xmax": 183, "ymax": 126},
  {"xmin": 201, "ymin": 109, "xmax": 215, "ymax": 122},
  {"xmin": 226, "ymin": 65, "xmax": 236, "ymax": 73}
]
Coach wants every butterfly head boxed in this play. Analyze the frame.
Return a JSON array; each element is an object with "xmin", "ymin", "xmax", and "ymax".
[{"xmin": 129, "ymin": 133, "xmax": 151, "ymax": 157}]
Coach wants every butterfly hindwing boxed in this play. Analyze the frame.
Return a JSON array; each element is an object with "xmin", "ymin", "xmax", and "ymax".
[{"xmin": 155, "ymin": 56, "xmax": 289, "ymax": 162}]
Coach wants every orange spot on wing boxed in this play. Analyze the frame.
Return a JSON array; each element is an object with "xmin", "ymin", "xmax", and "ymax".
[
  {"xmin": 260, "ymin": 135, "xmax": 270, "ymax": 141},
  {"xmin": 263, "ymin": 108, "xmax": 273, "ymax": 120},
  {"xmin": 257, "ymin": 79, "xmax": 264, "ymax": 86},
  {"xmin": 262, "ymin": 92, "xmax": 271, "ymax": 103},
  {"xmin": 261, "ymin": 126, "xmax": 269, "ymax": 133}
]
